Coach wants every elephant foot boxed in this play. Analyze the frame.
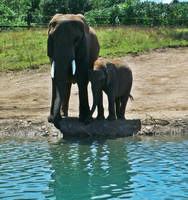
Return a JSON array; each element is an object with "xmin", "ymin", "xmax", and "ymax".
[
  {"xmin": 62, "ymin": 111, "xmax": 68, "ymax": 117},
  {"xmin": 47, "ymin": 114, "xmax": 61, "ymax": 130},
  {"xmin": 84, "ymin": 117, "xmax": 93, "ymax": 125},
  {"xmin": 96, "ymin": 115, "xmax": 105, "ymax": 120},
  {"xmin": 117, "ymin": 116, "xmax": 125, "ymax": 120},
  {"xmin": 53, "ymin": 120, "xmax": 60, "ymax": 130},
  {"xmin": 107, "ymin": 115, "xmax": 116, "ymax": 121},
  {"xmin": 79, "ymin": 111, "xmax": 90, "ymax": 123},
  {"xmin": 79, "ymin": 116, "xmax": 85, "ymax": 123},
  {"xmin": 48, "ymin": 115, "xmax": 53, "ymax": 123}
]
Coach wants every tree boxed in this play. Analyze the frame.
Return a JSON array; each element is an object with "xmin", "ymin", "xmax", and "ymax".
[{"xmin": 0, "ymin": 0, "xmax": 41, "ymax": 25}]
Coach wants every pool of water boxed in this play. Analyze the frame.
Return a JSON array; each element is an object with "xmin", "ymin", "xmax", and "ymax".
[{"xmin": 0, "ymin": 135, "xmax": 188, "ymax": 200}]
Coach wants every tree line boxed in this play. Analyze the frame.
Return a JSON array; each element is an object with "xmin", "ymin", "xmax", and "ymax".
[{"xmin": 0, "ymin": 0, "xmax": 187, "ymax": 27}]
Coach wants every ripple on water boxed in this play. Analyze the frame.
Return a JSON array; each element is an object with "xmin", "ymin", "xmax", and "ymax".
[
  {"xmin": 0, "ymin": 139, "xmax": 55, "ymax": 200},
  {"xmin": 0, "ymin": 136, "xmax": 188, "ymax": 200}
]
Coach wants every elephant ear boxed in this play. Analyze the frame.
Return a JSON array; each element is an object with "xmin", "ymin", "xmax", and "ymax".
[
  {"xmin": 47, "ymin": 34, "xmax": 53, "ymax": 58},
  {"xmin": 77, "ymin": 14, "xmax": 89, "ymax": 34},
  {"xmin": 105, "ymin": 62, "xmax": 114, "ymax": 85}
]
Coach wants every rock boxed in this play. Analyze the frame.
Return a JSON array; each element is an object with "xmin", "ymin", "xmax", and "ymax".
[{"xmin": 58, "ymin": 117, "xmax": 141, "ymax": 138}]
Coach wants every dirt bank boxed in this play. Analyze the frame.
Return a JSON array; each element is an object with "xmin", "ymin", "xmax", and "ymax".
[{"xmin": 0, "ymin": 48, "xmax": 188, "ymax": 138}]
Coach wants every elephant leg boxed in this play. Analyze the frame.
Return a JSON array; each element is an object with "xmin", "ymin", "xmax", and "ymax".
[
  {"xmin": 48, "ymin": 79, "xmax": 66, "ymax": 129},
  {"xmin": 48, "ymin": 79, "xmax": 56, "ymax": 123},
  {"xmin": 48, "ymin": 79, "xmax": 62, "ymax": 124},
  {"xmin": 77, "ymin": 80, "xmax": 90, "ymax": 122},
  {"xmin": 119, "ymin": 95, "xmax": 129, "ymax": 120},
  {"xmin": 61, "ymin": 82, "xmax": 72, "ymax": 117},
  {"xmin": 107, "ymin": 93, "xmax": 116, "ymax": 121},
  {"xmin": 115, "ymin": 98, "xmax": 121, "ymax": 119},
  {"xmin": 97, "ymin": 91, "xmax": 105, "ymax": 120}
]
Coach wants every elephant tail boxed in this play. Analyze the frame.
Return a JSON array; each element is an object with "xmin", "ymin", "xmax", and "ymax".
[{"xmin": 129, "ymin": 94, "xmax": 134, "ymax": 101}]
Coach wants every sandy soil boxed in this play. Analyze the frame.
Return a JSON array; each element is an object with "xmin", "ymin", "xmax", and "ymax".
[{"xmin": 0, "ymin": 48, "xmax": 188, "ymax": 137}]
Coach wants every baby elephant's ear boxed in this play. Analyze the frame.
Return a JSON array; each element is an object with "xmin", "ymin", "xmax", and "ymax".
[
  {"xmin": 106, "ymin": 62, "xmax": 114, "ymax": 70},
  {"xmin": 105, "ymin": 62, "xmax": 113, "ymax": 85}
]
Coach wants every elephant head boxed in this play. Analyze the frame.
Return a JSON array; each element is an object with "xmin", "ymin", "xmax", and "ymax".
[
  {"xmin": 88, "ymin": 60, "xmax": 112, "ymax": 118},
  {"xmin": 48, "ymin": 14, "xmax": 88, "ymax": 78},
  {"xmin": 47, "ymin": 14, "xmax": 100, "ymax": 128}
]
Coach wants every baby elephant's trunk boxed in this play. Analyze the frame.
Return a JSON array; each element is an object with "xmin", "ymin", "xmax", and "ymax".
[
  {"xmin": 90, "ymin": 104, "xmax": 96, "ymax": 118},
  {"xmin": 129, "ymin": 94, "xmax": 134, "ymax": 101},
  {"xmin": 84, "ymin": 100, "xmax": 97, "ymax": 125}
]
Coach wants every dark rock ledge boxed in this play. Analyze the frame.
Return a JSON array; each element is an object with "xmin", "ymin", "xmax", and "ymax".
[
  {"xmin": 59, "ymin": 118, "xmax": 141, "ymax": 138},
  {"xmin": 0, "ymin": 117, "xmax": 187, "ymax": 139}
]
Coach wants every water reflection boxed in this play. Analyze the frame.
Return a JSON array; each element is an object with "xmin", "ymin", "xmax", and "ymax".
[
  {"xmin": 48, "ymin": 136, "xmax": 188, "ymax": 199},
  {"xmin": 0, "ymin": 136, "xmax": 187, "ymax": 200},
  {"xmin": 48, "ymin": 139, "xmax": 133, "ymax": 199}
]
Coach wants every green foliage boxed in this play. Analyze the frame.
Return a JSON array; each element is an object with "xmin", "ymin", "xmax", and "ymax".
[
  {"xmin": 87, "ymin": 0, "xmax": 125, "ymax": 9},
  {"xmin": 0, "ymin": 0, "xmax": 188, "ymax": 27},
  {"xmin": 39, "ymin": 0, "xmax": 92, "ymax": 23},
  {"xmin": 85, "ymin": 1, "xmax": 188, "ymax": 26},
  {"xmin": 0, "ymin": 0, "xmax": 41, "ymax": 26},
  {"xmin": 0, "ymin": 27, "xmax": 188, "ymax": 71}
]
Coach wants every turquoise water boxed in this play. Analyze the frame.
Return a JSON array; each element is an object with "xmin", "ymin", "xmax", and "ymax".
[{"xmin": 0, "ymin": 135, "xmax": 188, "ymax": 200}]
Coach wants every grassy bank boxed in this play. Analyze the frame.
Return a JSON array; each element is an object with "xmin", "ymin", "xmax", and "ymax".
[
  {"xmin": 0, "ymin": 29, "xmax": 48, "ymax": 71},
  {"xmin": 98, "ymin": 26, "xmax": 188, "ymax": 57},
  {"xmin": 0, "ymin": 27, "xmax": 188, "ymax": 71}
]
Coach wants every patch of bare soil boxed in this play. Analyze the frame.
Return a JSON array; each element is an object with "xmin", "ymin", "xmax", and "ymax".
[{"xmin": 0, "ymin": 48, "xmax": 188, "ymax": 138}]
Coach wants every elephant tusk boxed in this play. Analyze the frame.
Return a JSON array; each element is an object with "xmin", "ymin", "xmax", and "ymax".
[
  {"xmin": 51, "ymin": 61, "xmax": 55, "ymax": 79},
  {"xmin": 72, "ymin": 60, "xmax": 76, "ymax": 75}
]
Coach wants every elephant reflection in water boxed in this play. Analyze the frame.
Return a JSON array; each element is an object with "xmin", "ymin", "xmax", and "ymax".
[{"xmin": 48, "ymin": 140, "xmax": 133, "ymax": 199}]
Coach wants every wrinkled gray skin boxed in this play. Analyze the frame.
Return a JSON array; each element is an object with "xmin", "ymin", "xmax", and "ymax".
[
  {"xmin": 47, "ymin": 14, "xmax": 100, "ymax": 129},
  {"xmin": 88, "ymin": 59, "xmax": 133, "ymax": 121}
]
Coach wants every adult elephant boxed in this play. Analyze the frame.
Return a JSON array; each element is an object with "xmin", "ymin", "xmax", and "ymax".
[{"xmin": 47, "ymin": 14, "xmax": 100, "ymax": 129}]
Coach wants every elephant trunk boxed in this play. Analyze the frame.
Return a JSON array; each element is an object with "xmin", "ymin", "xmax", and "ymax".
[
  {"xmin": 90, "ymin": 89, "xmax": 100, "ymax": 117},
  {"xmin": 90, "ymin": 102, "xmax": 97, "ymax": 118},
  {"xmin": 49, "ymin": 79, "xmax": 66, "ymax": 129},
  {"xmin": 49, "ymin": 60, "xmax": 70, "ymax": 129},
  {"xmin": 85, "ymin": 94, "xmax": 98, "ymax": 125}
]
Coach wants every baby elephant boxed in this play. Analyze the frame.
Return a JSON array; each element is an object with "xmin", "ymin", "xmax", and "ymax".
[{"xmin": 88, "ymin": 59, "xmax": 133, "ymax": 121}]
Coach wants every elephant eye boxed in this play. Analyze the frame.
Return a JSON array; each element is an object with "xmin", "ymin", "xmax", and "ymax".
[{"xmin": 50, "ymin": 22, "xmax": 56, "ymax": 28}]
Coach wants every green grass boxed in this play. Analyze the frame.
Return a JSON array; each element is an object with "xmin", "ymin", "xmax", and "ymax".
[
  {"xmin": 97, "ymin": 26, "xmax": 188, "ymax": 57},
  {"xmin": 0, "ymin": 29, "xmax": 48, "ymax": 71},
  {"xmin": 0, "ymin": 27, "xmax": 188, "ymax": 71}
]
